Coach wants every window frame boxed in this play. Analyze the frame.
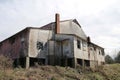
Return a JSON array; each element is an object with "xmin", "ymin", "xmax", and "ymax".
[{"xmin": 77, "ymin": 39, "xmax": 81, "ymax": 49}]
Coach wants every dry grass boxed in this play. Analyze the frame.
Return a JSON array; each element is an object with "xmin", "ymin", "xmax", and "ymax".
[{"xmin": 0, "ymin": 64, "xmax": 120, "ymax": 80}]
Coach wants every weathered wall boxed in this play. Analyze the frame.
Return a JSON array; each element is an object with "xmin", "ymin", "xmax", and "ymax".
[
  {"xmin": 55, "ymin": 34, "xmax": 74, "ymax": 58},
  {"xmin": 60, "ymin": 20, "xmax": 87, "ymax": 40},
  {"xmin": 74, "ymin": 36, "xmax": 88, "ymax": 60},
  {"xmin": 0, "ymin": 28, "xmax": 29, "ymax": 59},
  {"xmin": 88, "ymin": 44, "xmax": 105, "ymax": 66},
  {"xmin": 28, "ymin": 29, "xmax": 52, "ymax": 58}
]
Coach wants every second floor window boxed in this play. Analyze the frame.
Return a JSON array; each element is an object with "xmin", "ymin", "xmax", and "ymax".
[{"xmin": 77, "ymin": 40, "xmax": 81, "ymax": 49}]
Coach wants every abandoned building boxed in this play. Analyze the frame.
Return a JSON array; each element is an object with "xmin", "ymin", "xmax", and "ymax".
[{"xmin": 0, "ymin": 14, "xmax": 105, "ymax": 68}]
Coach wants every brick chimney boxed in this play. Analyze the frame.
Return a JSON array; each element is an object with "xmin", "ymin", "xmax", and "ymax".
[
  {"xmin": 55, "ymin": 13, "xmax": 60, "ymax": 34},
  {"xmin": 87, "ymin": 36, "xmax": 91, "ymax": 43}
]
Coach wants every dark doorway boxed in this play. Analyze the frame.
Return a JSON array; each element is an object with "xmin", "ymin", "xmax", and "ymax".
[
  {"xmin": 30, "ymin": 58, "xmax": 45, "ymax": 67},
  {"xmin": 13, "ymin": 58, "xmax": 26, "ymax": 68},
  {"xmin": 67, "ymin": 58, "xmax": 73, "ymax": 67},
  {"xmin": 77, "ymin": 59, "xmax": 83, "ymax": 66},
  {"xmin": 84, "ymin": 60, "xmax": 90, "ymax": 66}
]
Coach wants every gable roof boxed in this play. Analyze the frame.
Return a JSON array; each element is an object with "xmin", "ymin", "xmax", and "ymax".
[
  {"xmin": 40, "ymin": 19, "xmax": 81, "ymax": 30},
  {"xmin": 40, "ymin": 19, "xmax": 87, "ymax": 40}
]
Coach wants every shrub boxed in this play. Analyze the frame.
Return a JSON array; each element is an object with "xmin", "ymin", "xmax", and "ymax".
[
  {"xmin": 105, "ymin": 55, "xmax": 114, "ymax": 64},
  {"xmin": 0, "ymin": 55, "xmax": 13, "ymax": 70}
]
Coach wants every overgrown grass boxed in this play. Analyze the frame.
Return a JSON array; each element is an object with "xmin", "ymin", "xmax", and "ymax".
[
  {"xmin": 0, "ymin": 64, "xmax": 120, "ymax": 80},
  {"xmin": 0, "ymin": 55, "xmax": 120, "ymax": 80}
]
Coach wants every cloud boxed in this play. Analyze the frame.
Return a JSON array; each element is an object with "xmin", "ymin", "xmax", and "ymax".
[{"xmin": 0, "ymin": 0, "xmax": 120, "ymax": 57}]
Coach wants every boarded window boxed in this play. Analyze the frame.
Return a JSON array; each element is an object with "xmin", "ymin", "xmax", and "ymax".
[
  {"xmin": 37, "ymin": 41, "xmax": 43, "ymax": 50},
  {"xmin": 77, "ymin": 40, "xmax": 81, "ymax": 49}
]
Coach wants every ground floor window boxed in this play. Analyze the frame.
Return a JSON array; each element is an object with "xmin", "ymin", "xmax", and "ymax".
[
  {"xmin": 77, "ymin": 59, "xmax": 83, "ymax": 66},
  {"xmin": 77, "ymin": 59, "xmax": 90, "ymax": 67},
  {"xmin": 84, "ymin": 60, "xmax": 90, "ymax": 66}
]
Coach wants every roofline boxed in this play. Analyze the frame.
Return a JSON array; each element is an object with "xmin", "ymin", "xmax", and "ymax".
[
  {"xmin": 0, "ymin": 27, "xmax": 53, "ymax": 44},
  {"xmin": 0, "ymin": 27, "xmax": 30, "ymax": 43},
  {"xmin": 56, "ymin": 33, "xmax": 104, "ymax": 49},
  {"xmin": 56, "ymin": 33, "xmax": 87, "ymax": 41},
  {"xmin": 89, "ymin": 42, "xmax": 104, "ymax": 49}
]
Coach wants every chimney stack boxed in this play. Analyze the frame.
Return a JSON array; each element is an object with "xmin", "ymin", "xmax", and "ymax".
[
  {"xmin": 55, "ymin": 13, "xmax": 60, "ymax": 34},
  {"xmin": 87, "ymin": 36, "xmax": 91, "ymax": 43}
]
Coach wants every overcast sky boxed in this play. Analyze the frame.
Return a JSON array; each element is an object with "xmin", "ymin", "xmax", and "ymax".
[{"xmin": 0, "ymin": 0, "xmax": 120, "ymax": 57}]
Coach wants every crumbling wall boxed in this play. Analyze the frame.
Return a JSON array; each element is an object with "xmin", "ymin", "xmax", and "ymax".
[{"xmin": 28, "ymin": 29, "xmax": 52, "ymax": 58}]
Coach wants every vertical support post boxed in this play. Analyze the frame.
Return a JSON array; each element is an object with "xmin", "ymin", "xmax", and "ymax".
[
  {"xmin": 82, "ymin": 59, "xmax": 85, "ymax": 70},
  {"xmin": 17, "ymin": 58, "xmax": 19, "ymax": 67},
  {"xmin": 26, "ymin": 57, "xmax": 30, "ymax": 69},
  {"xmin": 73, "ymin": 57, "xmax": 77, "ymax": 68}
]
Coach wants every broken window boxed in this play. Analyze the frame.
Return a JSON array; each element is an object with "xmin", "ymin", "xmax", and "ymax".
[
  {"xmin": 99, "ymin": 50, "xmax": 101, "ymax": 55},
  {"xmin": 94, "ymin": 47, "xmax": 96, "ymax": 51},
  {"xmin": 77, "ymin": 40, "xmax": 81, "ymax": 49},
  {"xmin": 37, "ymin": 41, "xmax": 43, "ymax": 50},
  {"xmin": 101, "ymin": 49, "xmax": 105, "ymax": 56}
]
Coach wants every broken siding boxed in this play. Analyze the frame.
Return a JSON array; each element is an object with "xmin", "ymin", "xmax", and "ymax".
[{"xmin": 28, "ymin": 29, "xmax": 52, "ymax": 58}]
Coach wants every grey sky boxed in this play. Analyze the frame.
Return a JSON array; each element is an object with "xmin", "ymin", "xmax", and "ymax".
[{"xmin": 0, "ymin": 0, "xmax": 120, "ymax": 56}]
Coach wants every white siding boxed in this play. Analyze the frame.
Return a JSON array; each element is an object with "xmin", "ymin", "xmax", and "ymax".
[
  {"xmin": 60, "ymin": 20, "xmax": 87, "ymax": 40},
  {"xmin": 28, "ymin": 29, "xmax": 52, "ymax": 58},
  {"xmin": 74, "ymin": 37, "xmax": 88, "ymax": 59}
]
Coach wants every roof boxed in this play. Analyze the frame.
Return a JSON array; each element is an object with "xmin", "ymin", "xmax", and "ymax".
[
  {"xmin": 40, "ymin": 19, "xmax": 87, "ymax": 40},
  {"xmin": 0, "ymin": 27, "xmax": 51, "ymax": 44},
  {"xmin": 40, "ymin": 19, "xmax": 81, "ymax": 30},
  {"xmin": 89, "ymin": 42, "xmax": 104, "ymax": 49}
]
